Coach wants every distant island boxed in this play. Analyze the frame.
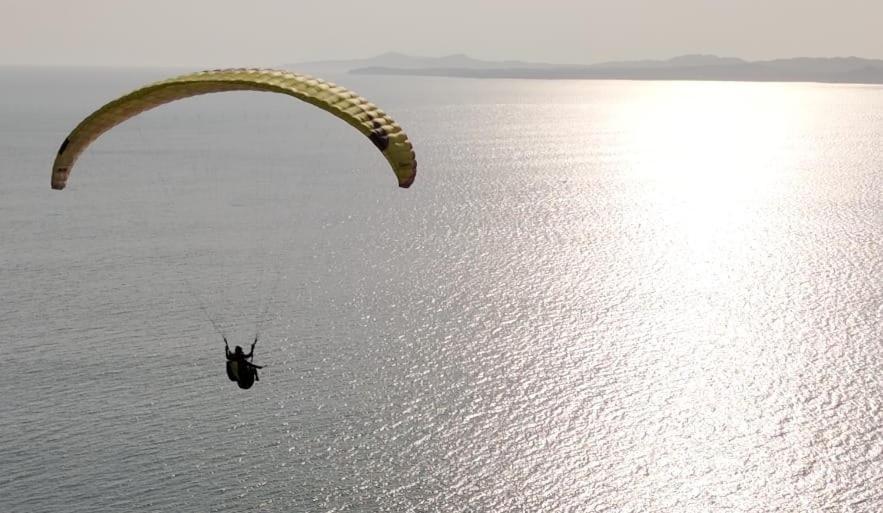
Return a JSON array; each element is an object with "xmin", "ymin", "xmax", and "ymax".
[{"xmin": 290, "ymin": 52, "xmax": 883, "ymax": 85}]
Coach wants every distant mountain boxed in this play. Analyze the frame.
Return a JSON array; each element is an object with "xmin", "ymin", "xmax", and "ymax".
[
  {"xmin": 315, "ymin": 53, "xmax": 883, "ymax": 85},
  {"xmin": 592, "ymin": 54, "xmax": 747, "ymax": 69},
  {"xmin": 761, "ymin": 57, "xmax": 883, "ymax": 74},
  {"xmin": 288, "ymin": 52, "xmax": 561, "ymax": 74}
]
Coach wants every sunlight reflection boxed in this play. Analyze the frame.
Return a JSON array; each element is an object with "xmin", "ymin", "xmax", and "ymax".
[{"xmin": 603, "ymin": 81, "xmax": 825, "ymax": 506}]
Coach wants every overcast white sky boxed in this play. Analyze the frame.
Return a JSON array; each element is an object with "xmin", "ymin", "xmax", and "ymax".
[{"xmin": 2, "ymin": 0, "xmax": 880, "ymax": 67}]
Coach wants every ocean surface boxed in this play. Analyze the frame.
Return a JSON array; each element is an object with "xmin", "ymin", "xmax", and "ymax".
[{"xmin": 2, "ymin": 68, "xmax": 883, "ymax": 512}]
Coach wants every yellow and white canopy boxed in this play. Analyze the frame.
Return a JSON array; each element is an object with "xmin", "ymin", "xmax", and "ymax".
[{"xmin": 51, "ymin": 68, "xmax": 417, "ymax": 190}]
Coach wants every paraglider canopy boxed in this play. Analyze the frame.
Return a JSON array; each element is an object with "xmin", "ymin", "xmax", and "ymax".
[{"xmin": 51, "ymin": 68, "xmax": 417, "ymax": 190}]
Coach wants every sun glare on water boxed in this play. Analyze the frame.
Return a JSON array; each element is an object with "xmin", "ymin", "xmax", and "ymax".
[{"xmin": 542, "ymin": 80, "xmax": 878, "ymax": 508}]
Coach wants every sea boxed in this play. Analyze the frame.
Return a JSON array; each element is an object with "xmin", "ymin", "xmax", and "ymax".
[{"xmin": 1, "ymin": 67, "xmax": 883, "ymax": 512}]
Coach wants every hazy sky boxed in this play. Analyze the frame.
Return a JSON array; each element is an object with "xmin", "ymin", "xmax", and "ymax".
[{"xmin": 2, "ymin": 0, "xmax": 880, "ymax": 67}]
